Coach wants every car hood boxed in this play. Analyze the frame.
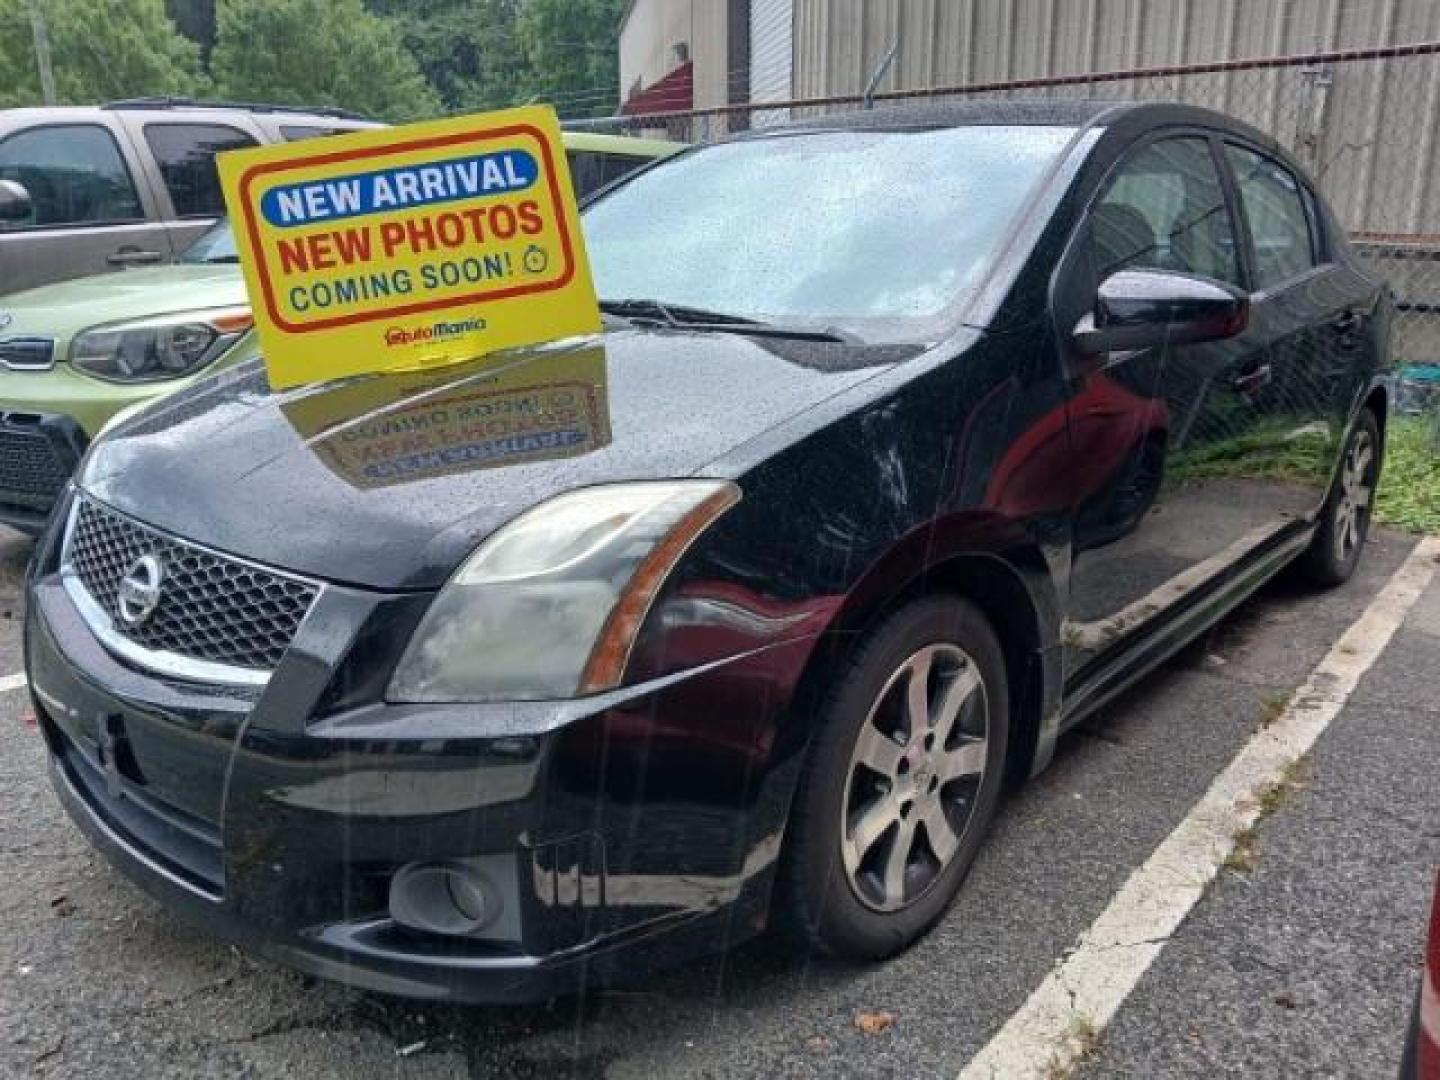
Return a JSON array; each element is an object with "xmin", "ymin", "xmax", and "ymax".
[
  {"xmin": 79, "ymin": 328, "xmax": 914, "ymax": 590},
  {"xmin": 0, "ymin": 264, "xmax": 245, "ymax": 344}
]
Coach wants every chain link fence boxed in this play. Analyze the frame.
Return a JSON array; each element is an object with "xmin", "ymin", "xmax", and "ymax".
[{"xmin": 577, "ymin": 40, "xmax": 1440, "ymax": 447}]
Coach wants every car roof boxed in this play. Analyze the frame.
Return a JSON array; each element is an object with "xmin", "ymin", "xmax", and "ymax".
[
  {"xmin": 0, "ymin": 103, "xmax": 379, "ymax": 129},
  {"xmin": 0, "ymin": 107, "xmax": 682, "ymax": 156},
  {"xmin": 561, "ymin": 130, "xmax": 683, "ymax": 158},
  {"xmin": 730, "ymin": 98, "xmax": 1250, "ymax": 139}
]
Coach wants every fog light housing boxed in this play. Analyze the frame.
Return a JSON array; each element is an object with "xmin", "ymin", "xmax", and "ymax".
[{"xmin": 388, "ymin": 861, "xmax": 501, "ymax": 937}]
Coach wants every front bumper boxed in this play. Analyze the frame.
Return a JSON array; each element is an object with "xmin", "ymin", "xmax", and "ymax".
[
  {"xmin": 0, "ymin": 411, "xmax": 86, "ymax": 532},
  {"xmin": 26, "ymin": 563, "xmax": 814, "ymax": 1002}
]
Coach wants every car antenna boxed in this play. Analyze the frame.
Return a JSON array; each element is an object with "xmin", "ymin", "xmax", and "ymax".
[{"xmin": 863, "ymin": 39, "xmax": 899, "ymax": 110}]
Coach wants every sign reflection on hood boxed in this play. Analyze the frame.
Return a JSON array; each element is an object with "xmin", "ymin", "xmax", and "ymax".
[{"xmin": 281, "ymin": 345, "xmax": 610, "ymax": 489}]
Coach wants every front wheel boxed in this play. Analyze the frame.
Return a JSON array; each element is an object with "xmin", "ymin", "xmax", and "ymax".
[
  {"xmin": 1298, "ymin": 409, "xmax": 1381, "ymax": 586},
  {"xmin": 777, "ymin": 596, "xmax": 1008, "ymax": 960}
]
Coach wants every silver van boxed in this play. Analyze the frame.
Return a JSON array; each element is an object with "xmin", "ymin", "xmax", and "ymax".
[{"xmin": 0, "ymin": 100, "xmax": 379, "ymax": 294}]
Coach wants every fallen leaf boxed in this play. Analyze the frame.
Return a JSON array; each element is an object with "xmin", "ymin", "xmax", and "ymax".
[
  {"xmin": 49, "ymin": 896, "xmax": 74, "ymax": 917},
  {"xmin": 854, "ymin": 1010, "xmax": 895, "ymax": 1035},
  {"xmin": 1273, "ymin": 992, "xmax": 1297, "ymax": 1010}
]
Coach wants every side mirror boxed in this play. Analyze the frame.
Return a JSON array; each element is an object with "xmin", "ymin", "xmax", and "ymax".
[
  {"xmin": 1073, "ymin": 268, "xmax": 1248, "ymax": 356},
  {"xmin": 0, "ymin": 179, "xmax": 33, "ymax": 227}
]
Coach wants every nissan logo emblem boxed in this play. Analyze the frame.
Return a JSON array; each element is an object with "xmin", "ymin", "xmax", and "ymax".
[{"xmin": 117, "ymin": 554, "xmax": 164, "ymax": 627}]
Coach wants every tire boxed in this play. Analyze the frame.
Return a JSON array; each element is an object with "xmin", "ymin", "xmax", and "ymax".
[
  {"xmin": 1298, "ymin": 408, "xmax": 1381, "ymax": 587},
  {"xmin": 776, "ymin": 595, "xmax": 1009, "ymax": 960}
]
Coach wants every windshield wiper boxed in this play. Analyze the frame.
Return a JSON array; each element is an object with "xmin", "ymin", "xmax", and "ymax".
[
  {"xmin": 204, "ymin": 255, "xmax": 242, "ymax": 264},
  {"xmin": 599, "ymin": 298, "xmax": 851, "ymax": 343}
]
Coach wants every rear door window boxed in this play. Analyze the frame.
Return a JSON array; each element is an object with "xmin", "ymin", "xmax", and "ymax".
[
  {"xmin": 143, "ymin": 123, "xmax": 258, "ymax": 218},
  {"xmin": 0, "ymin": 124, "xmax": 144, "ymax": 229},
  {"xmin": 1224, "ymin": 144, "xmax": 1317, "ymax": 288}
]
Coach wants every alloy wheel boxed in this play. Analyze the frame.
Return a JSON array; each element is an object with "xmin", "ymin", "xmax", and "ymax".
[
  {"xmin": 1334, "ymin": 427, "xmax": 1376, "ymax": 563},
  {"xmin": 841, "ymin": 643, "xmax": 989, "ymax": 912}
]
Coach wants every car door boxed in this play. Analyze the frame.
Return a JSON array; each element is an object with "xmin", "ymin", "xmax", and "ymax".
[
  {"xmin": 1221, "ymin": 141, "xmax": 1376, "ymax": 517},
  {"xmin": 0, "ymin": 122, "xmax": 170, "ymax": 292},
  {"xmin": 122, "ymin": 119, "xmax": 261, "ymax": 256},
  {"xmin": 1058, "ymin": 132, "xmax": 1301, "ymax": 682}
]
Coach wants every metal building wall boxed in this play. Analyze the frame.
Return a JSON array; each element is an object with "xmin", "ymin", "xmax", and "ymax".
[
  {"xmin": 751, "ymin": 0, "xmax": 796, "ymax": 125},
  {"xmin": 789, "ymin": 0, "xmax": 1440, "ymax": 237}
]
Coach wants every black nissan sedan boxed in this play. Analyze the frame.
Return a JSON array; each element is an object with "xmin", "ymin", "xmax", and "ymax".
[{"xmin": 24, "ymin": 101, "xmax": 1391, "ymax": 1001}]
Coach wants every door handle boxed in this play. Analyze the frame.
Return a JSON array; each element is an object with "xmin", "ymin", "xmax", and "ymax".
[
  {"xmin": 1232, "ymin": 363, "xmax": 1273, "ymax": 394},
  {"xmin": 106, "ymin": 247, "xmax": 164, "ymax": 267}
]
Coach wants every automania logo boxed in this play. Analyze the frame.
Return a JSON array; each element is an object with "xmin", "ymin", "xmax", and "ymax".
[{"xmin": 383, "ymin": 316, "xmax": 488, "ymax": 347}]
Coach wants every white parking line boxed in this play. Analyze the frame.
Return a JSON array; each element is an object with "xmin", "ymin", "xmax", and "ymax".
[
  {"xmin": 0, "ymin": 672, "xmax": 26, "ymax": 694},
  {"xmin": 960, "ymin": 535, "xmax": 1440, "ymax": 1080}
]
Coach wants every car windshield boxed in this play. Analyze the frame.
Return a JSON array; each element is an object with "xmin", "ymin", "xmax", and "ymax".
[
  {"xmin": 179, "ymin": 220, "xmax": 239, "ymax": 264},
  {"xmin": 583, "ymin": 124, "xmax": 1078, "ymax": 342}
]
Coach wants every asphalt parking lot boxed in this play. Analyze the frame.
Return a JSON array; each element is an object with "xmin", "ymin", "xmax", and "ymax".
[{"xmin": 2, "ymin": 524, "xmax": 1436, "ymax": 1079}]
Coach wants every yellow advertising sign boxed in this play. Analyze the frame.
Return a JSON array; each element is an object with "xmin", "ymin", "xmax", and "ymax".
[{"xmin": 217, "ymin": 106, "xmax": 601, "ymax": 389}]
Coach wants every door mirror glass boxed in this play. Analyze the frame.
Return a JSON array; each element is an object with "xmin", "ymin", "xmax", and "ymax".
[
  {"xmin": 0, "ymin": 179, "xmax": 32, "ymax": 228},
  {"xmin": 1073, "ymin": 268, "xmax": 1248, "ymax": 355}
]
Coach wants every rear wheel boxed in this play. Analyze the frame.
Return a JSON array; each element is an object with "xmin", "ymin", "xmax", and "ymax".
[
  {"xmin": 777, "ymin": 596, "xmax": 1008, "ymax": 959},
  {"xmin": 1299, "ymin": 409, "xmax": 1380, "ymax": 586}
]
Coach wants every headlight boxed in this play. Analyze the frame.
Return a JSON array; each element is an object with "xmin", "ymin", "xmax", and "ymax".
[
  {"xmin": 388, "ymin": 480, "xmax": 741, "ymax": 703},
  {"xmin": 70, "ymin": 307, "xmax": 252, "ymax": 383}
]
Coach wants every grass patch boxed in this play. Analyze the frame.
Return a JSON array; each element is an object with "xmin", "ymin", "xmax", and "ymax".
[
  {"xmin": 1257, "ymin": 782, "xmax": 1289, "ymax": 817},
  {"xmin": 1374, "ymin": 418, "xmax": 1440, "ymax": 535},
  {"xmin": 1257, "ymin": 759, "xmax": 1308, "ymax": 816},
  {"xmin": 1224, "ymin": 760, "xmax": 1310, "ymax": 877},
  {"xmin": 1257, "ymin": 690, "xmax": 1291, "ymax": 729},
  {"xmin": 1044, "ymin": 1015, "xmax": 1102, "ymax": 1079},
  {"xmin": 1224, "ymin": 827, "xmax": 1259, "ymax": 874}
]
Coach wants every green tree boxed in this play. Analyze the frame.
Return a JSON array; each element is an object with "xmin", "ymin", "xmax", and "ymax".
[
  {"xmin": 0, "ymin": 0, "xmax": 205, "ymax": 107},
  {"xmin": 366, "ymin": 0, "xmax": 524, "ymax": 114},
  {"xmin": 210, "ymin": 0, "xmax": 440, "ymax": 122},
  {"xmin": 515, "ymin": 0, "xmax": 626, "ymax": 117}
]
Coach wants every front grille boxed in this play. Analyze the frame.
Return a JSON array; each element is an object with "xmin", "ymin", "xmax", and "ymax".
[
  {"xmin": 65, "ymin": 497, "xmax": 319, "ymax": 673},
  {"xmin": 0, "ymin": 337, "xmax": 56, "ymax": 370},
  {"xmin": 0, "ymin": 414, "xmax": 78, "ymax": 510}
]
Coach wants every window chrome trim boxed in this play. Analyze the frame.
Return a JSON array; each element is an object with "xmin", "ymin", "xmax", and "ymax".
[
  {"xmin": 59, "ymin": 495, "xmax": 324, "ymax": 689},
  {"xmin": 0, "ymin": 336, "xmax": 57, "ymax": 371}
]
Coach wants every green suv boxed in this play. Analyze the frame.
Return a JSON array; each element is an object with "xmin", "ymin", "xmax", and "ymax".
[{"xmin": 0, "ymin": 131, "xmax": 677, "ymax": 533}]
